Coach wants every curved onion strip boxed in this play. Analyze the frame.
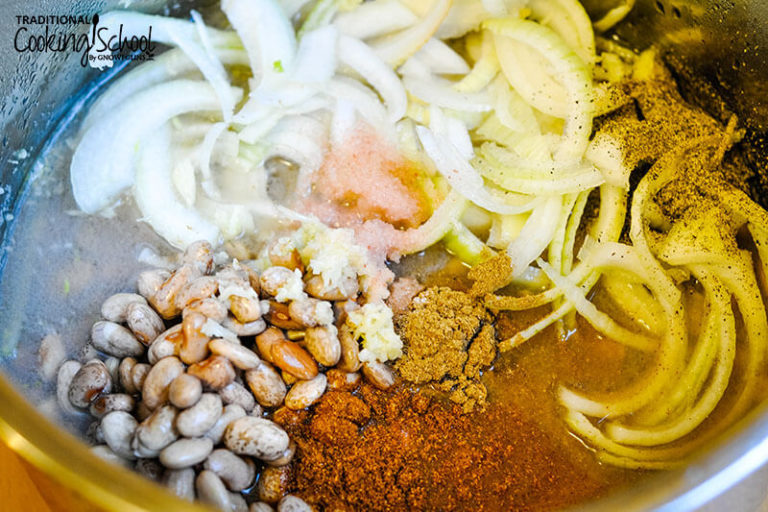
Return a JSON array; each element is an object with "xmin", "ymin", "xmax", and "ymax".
[
  {"xmin": 325, "ymin": 77, "xmax": 392, "ymax": 137},
  {"xmin": 83, "ymin": 48, "xmax": 248, "ymax": 132},
  {"xmin": 473, "ymin": 154, "xmax": 604, "ymax": 195},
  {"xmin": 489, "ymin": 76, "xmax": 542, "ymax": 136},
  {"xmin": 454, "ymin": 31, "xmax": 499, "ymax": 93},
  {"xmin": 371, "ymin": 0, "xmax": 451, "ymax": 68},
  {"xmin": 505, "ymin": 197, "xmax": 562, "ymax": 276},
  {"xmin": 167, "ymin": 14, "xmax": 237, "ymax": 121},
  {"xmin": 485, "ymin": 18, "xmax": 593, "ymax": 163},
  {"xmin": 391, "ymin": 189, "xmax": 468, "ymax": 257},
  {"xmin": 338, "ymin": 34, "xmax": 407, "ymax": 123},
  {"xmin": 416, "ymin": 126, "xmax": 540, "ymax": 215},
  {"xmin": 547, "ymin": 194, "xmax": 578, "ymax": 275},
  {"xmin": 71, "ymin": 80, "xmax": 241, "ymax": 214},
  {"xmin": 528, "ymin": 0, "xmax": 596, "ymax": 65},
  {"xmin": 538, "ymin": 257, "xmax": 657, "ymax": 352},
  {"xmin": 443, "ymin": 221, "xmax": 495, "ymax": 265},
  {"xmin": 604, "ymin": 270, "xmax": 735, "ymax": 445},
  {"xmin": 413, "ymin": 38, "xmax": 471, "ymax": 75},
  {"xmin": 404, "ymin": 76, "xmax": 492, "ymax": 113},
  {"xmin": 291, "ymin": 25, "xmax": 339, "ymax": 83},
  {"xmin": 593, "ymin": 0, "xmax": 637, "ymax": 33},
  {"xmin": 334, "ymin": 0, "xmax": 419, "ymax": 40},
  {"xmin": 222, "ymin": 0, "xmax": 296, "ymax": 84},
  {"xmin": 134, "ymin": 125, "xmax": 220, "ymax": 248},
  {"xmin": 561, "ymin": 189, "xmax": 590, "ymax": 275},
  {"xmin": 557, "ymin": 242, "xmax": 686, "ymax": 416},
  {"xmin": 198, "ymin": 122, "xmax": 228, "ymax": 199}
]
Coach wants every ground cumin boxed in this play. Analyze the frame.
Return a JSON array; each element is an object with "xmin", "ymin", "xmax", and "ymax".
[
  {"xmin": 394, "ymin": 287, "xmax": 497, "ymax": 412},
  {"xmin": 276, "ymin": 383, "xmax": 614, "ymax": 512}
]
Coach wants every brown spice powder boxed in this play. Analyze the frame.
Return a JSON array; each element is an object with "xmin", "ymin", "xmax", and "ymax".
[
  {"xmin": 278, "ymin": 384, "xmax": 616, "ymax": 512},
  {"xmin": 394, "ymin": 287, "xmax": 497, "ymax": 412}
]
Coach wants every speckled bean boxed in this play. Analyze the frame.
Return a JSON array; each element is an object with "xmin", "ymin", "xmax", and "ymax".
[
  {"xmin": 159, "ymin": 437, "xmax": 213, "ymax": 469},
  {"xmin": 89, "ymin": 393, "xmax": 135, "ymax": 418},
  {"xmin": 284, "ymin": 374, "xmax": 327, "ymax": 410},
  {"xmin": 258, "ymin": 466, "xmax": 290, "ymax": 504},
  {"xmin": 38, "ymin": 333, "xmax": 66, "ymax": 383},
  {"xmin": 118, "ymin": 357, "xmax": 138, "ymax": 394},
  {"xmin": 245, "ymin": 363, "xmax": 286, "ymax": 407},
  {"xmin": 209, "ymin": 337, "xmax": 261, "ymax": 370},
  {"xmin": 91, "ymin": 321, "xmax": 144, "ymax": 358},
  {"xmin": 136, "ymin": 404, "xmax": 178, "ymax": 451},
  {"xmin": 218, "ymin": 381, "xmax": 257, "ymax": 413},
  {"xmin": 175, "ymin": 276, "xmax": 219, "ymax": 310},
  {"xmin": 266, "ymin": 440, "xmax": 296, "ymax": 468},
  {"xmin": 362, "ymin": 361, "xmax": 395, "ymax": 390},
  {"xmin": 204, "ymin": 404, "xmax": 246, "ymax": 445},
  {"xmin": 57, "ymin": 360, "xmax": 82, "ymax": 415},
  {"xmin": 142, "ymin": 356, "xmax": 184, "ymax": 409},
  {"xmin": 180, "ymin": 312, "xmax": 211, "ymax": 364},
  {"xmin": 289, "ymin": 298, "xmax": 333, "ymax": 327},
  {"xmin": 182, "ymin": 240, "xmax": 214, "ymax": 275},
  {"xmin": 337, "ymin": 324, "xmax": 361, "ymax": 372},
  {"xmin": 304, "ymin": 325, "xmax": 341, "ymax": 367},
  {"xmin": 163, "ymin": 468, "xmax": 196, "ymax": 501},
  {"xmin": 176, "ymin": 393, "xmax": 222, "ymax": 438},
  {"xmin": 196, "ymin": 470, "xmax": 231, "ymax": 510},
  {"xmin": 101, "ymin": 411, "xmax": 138, "ymax": 460},
  {"xmin": 188, "ymin": 355, "xmax": 236, "ymax": 391},
  {"xmin": 69, "ymin": 360, "xmax": 112, "ymax": 409},
  {"xmin": 137, "ymin": 269, "xmax": 171, "ymax": 301},
  {"xmin": 184, "ymin": 298, "xmax": 228, "ymax": 322},
  {"xmin": 222, "ymin": 316, "xmax": 267, "ymax": 336},
  {"xmin": 224, "ymin": 417, "xmax": 289, "ymax": 461},
  {"xmin": 126, "ymin": 302, "xmax": 165, "ymax": 345},
  {"xmin": 277, "ymin": 496, "xmax": 312, "ymax": 512},
  {"xmin": 204, "ymin": 448, "xmax": 256, "ymax": 491},
  {"xmin": 148, "ymin": 324, "xmax": 181, "ymax": 365},
  {"xmin": 168, "ymin": 374, "xmax": 202, "ymax": 409},
  {"xmin": 101, "ymin": 293, "xmax": 147, "ymax": 323},
  {"xmin": 131, "ymin": 363, "xmax": 151, "ymax": 392}
]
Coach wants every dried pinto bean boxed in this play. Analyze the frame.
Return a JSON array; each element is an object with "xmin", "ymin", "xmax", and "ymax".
[
  {"xmin": 182, "ymin": 240, "xmax": 214, "ymax": 275},
  {"xmin": 305, "ymin": 274, "xmax": 358, "ymax": 301},
  {"xmin": 69, "ymin": 360, "xmax": 112, "ymax": 409},
  {"xmin": 255, "ymin": 327, "xmax": 285, "ymax": 363},
  {"xmin": 148, "ymin": 324, "xmax": 182, "ymax": 365},
  {"xmin": 304, "ymin": 325, "xmax": 341, "ymax": 367},
  {"xmin": 188, "ymin": 355, "xmax": 236, "ymax": 391},
  {"xmin": 142, "ymin": 356, "xmax": 184, "ymax": 410},
  {"xmin": 176, "ymin": 393, "xmax": 222, "ymax": 438},
  {"xmin": 264, "ymin": 302, "xmax": 303, "ymax": 330},
  {"xmin": 163, "ymin": 468, "xmax": 196, "ymax": 501},
  {"xmin": 159, "ymin": 437, "xmax": 213, "ymax": 469},
  {"xmin": 101, "ymin": 293, "xmax": 147, "ymax": 323},
  {"xmin": 101, "ymin": 411, "xmax": 138, "ymax": 460},
  {"xmin": 245, "ymin": 363, "xmax": 287, "ymax": 407},
  {"xmin": 285, "ymin": 374, "xmax": 327, "ymax": 410},
  {"xmin": 57, "ymin": 360, "xmax": 82, "ymax": 416},
  {"xmin": 118, "ymin": 357, "xmax": 138, "ymax": 394},
  {"xmin": 126, "ymin": 302, "xmax": 165, "ymax": 345},
  {"xmin": 205, "ymin": 404, "xmax": 246, "ymax": 445},
  {"xmin": 219, "ymin": 381, "xmax": 258, "ymax": 413},
  {"xmin": 289, "ymin": 298, "xmax": 333, "ymax": 327},
  {"xmin": 38, "ymin": 333, "xmax": 66, "ymax": 383},
  {"xmin": 258, "ymin": 466, "xmax": 291, "ymax": 504},
  {"xmin": 180, "ymin": 312, "xmax": 211, "ymax": 364},
  {"xmin": 175, "ymin": 276, "xmax": 219, "ymax": 310},
  {"xmin": 265, "ymin": 440, "xmax": 296, "ymax": 467},
  {"xmin": 278, "ymin": 495, "xmax": 312, "ymax": 512},
  {"xmin": 204, "ymin": 448, "xmax": 256, "ymax": 491},
  {"xmin": 168, "ymin": 374, "xmax": 203, "ymax": 409},
  {"xmin": 137, "ymin": 269, "xmax": 171, "ymax": 301},
  {"xmin": 271, "ymin": 340, "xmax": 318, "ymax": 380},
  {"xmin": 362, "ymin": 361, "xmax": 396, "ymax": 390},
  {"xmin": 196, "ymin": 470, "xmax": 231, "ymax": 510},
  {"xmin": 229, "ymin": 295, "xmax": 262, "ymax": 323},
  {"xmin": 135, "ymin": 404, "xmax": 179, "ymax": 451},
  {"xmin": 183, "ymin": 298, "xmax": 227, "ymax": 322},
  {"xmin": 91, "ymin": 321, "xmax": 144, "ymax": 358},
  {"xmin": 89, "ymin": 393, "xmax": 135, "ymax": 418},
  {"xmin": 151, "ymin": 264, "xmax": 200, "ymax": 319},
  {"xmin": 337, "ymin": 324, "xmax": 362, "ymax": 372},
  {"xmin": 209, "ymin": 337, "xmax": 261, "ymax": 370},
  {"xmin": 224, "ymin": 416, "xmax": 289, "ymax": 462},
  {"xmin": 223, "ymin": 316, "xmax": 268, "ymax": 336}
]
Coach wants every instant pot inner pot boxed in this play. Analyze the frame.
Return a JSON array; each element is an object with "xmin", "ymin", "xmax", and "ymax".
[{"xmin": 1, "ymin": 1, "xmax": 768, "ymax": 511}]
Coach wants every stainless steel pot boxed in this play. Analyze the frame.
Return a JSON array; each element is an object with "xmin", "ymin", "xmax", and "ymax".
[{"xmin": 0, "ymin": 1, "xmax": 767, "ymax": 510}]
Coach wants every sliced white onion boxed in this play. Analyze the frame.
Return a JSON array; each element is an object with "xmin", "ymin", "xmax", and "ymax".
[
  {"xmin": 338, "ymin": 34, "xmax": 407, "ymax": 123},
  {"xmin": 221, "ymin": 0, "xmax": 296, "ymax": 85},
  {"xmin": 292, "ymin": 25, "xmax": 338, "ymax": 83},
  {"xmin": 134, "ymin": 125, "xmax": 220, "ymax": 248},
  {"xmin": 71, "ymin": 80, "xmax": 241, "ymax": 214},
  {"xmin": 279, "ymin": 0, "xmax": 313, "ymax": 17},
  {"xmin": 370, "ymin": 0, "xmax": 451, "ymax": 67},
  {"xmin": 325, "ymin": 77, "xmax": 393, "ymax": 139},
  {"xmin": 416, "ymin": 126, "xmax": 538, "ymax": 215},
  {"xmin": 334, "ymin": 0, "xmax": 419, "ymax": 40},
  {"xmin": 168, "ymin": 12, "xmax": 236, "ymax": 121},
  {"xmin": 197, "ymin": 122, "xmax": 228, "ymax": 199},
  {"xmin": 412, "ymin": 38, "xmax": 471, "ymax": 75},
  {"xmin": 506, "ymin": 196, "xmax": 562, "ymax": 276},
  {"xmin": 82, "ymin": 48, "xmax": 248, "ymax": 132},
  {"xmin": 403, "ymin": 76, "xmax": 492, "ymax": 113}
]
